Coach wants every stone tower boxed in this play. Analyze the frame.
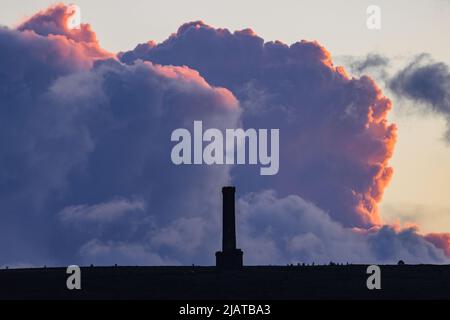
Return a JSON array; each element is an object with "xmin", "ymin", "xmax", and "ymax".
[{"xmin": 215, "ymin": 186, "xmax": 243, "ymax": 269}]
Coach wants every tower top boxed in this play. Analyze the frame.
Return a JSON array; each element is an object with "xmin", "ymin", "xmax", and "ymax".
[{"xmin": 222, "ymin": 186, "xmax": 235, "ymax": 193}]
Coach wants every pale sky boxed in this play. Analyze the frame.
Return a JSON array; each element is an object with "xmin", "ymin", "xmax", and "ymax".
[{"xmin": 2, "ymin": 0, "xmax": 450, "ymax": 232}]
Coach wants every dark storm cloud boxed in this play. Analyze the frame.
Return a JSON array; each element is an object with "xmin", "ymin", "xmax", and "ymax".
[{"xmin": 121, "ymin": 21, "xmax": 397, "ymax": 228}]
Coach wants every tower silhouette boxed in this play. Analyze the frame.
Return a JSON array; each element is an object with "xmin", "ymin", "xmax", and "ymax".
[{"xmin": 216, "ymin": 186, "xmax": 243, "ymax": 269}]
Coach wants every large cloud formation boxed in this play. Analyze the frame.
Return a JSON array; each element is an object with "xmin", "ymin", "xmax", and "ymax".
[
  {"xmin": 0, "ymin": 4, "xmax": 240, "ymax": 266},
  {"xmin": 0, "ymin": 4, "xmax": 448, "ymax": 266},
  {"xmin": 121, "ymin": 20, "xmax": 396, "ymax": 228}
]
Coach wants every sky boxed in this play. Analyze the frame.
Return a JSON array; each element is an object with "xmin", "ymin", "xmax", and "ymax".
[
  {"xmin": 0, "ymin": 1, "xmax": 450, "ymax": 266},
  {"xmin": 1, "ymin": 0, "xmax": 449, "ymax": 61}
]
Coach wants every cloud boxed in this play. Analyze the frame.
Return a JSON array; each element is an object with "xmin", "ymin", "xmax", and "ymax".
[
  {"xmin": 424, "ymin": 233, "xmax": 450, "ymax": 257},
  {"xmin": 389, "ymin": 54, "xmax": 450, "ymax": 139},
  {"xmin": 238, "ymin": 190, "xmax": 448, "ymax": 264},
  {"xmin": 342, "ymin": 53, "xmax": 450, "ymax": 141},
  {"xmin": 17, "ymin": 3, "xmax": 111, "ymax": 60},
  {"xmin": 341, "ymin": 53, "xmax": 390, "ymax": 80},
  {"xmin": 59, "ymin": 198, "xmax": 146, "ymax": 223},
  {"xmin": 0, "ymin": 5, "xmax": 240, "ymax": 266},
  {"xmin": 121, "ymin": 21, "xmax": 397, "ymax": 228},
  {"xmin": 79, "ymin": 239, "xmax": 179, "ymax": 266}
]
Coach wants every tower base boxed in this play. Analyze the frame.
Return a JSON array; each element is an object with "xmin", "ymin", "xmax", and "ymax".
[{"xmin": 215, "ymin": 249, "xmax": 243, "ymax": 269}]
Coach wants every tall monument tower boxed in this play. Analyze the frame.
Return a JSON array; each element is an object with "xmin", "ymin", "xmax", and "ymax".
[{"xmin": 216, "ymin": 186, "xmax": 244, "ymax": 269}]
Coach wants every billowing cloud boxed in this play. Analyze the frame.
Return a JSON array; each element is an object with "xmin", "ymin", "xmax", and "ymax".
[
  {"xmin": 17, "ymin": 3, "xmax": 112, "ymax": 60},
  {"xmin": 0, "ymin": 4, "xmax": 448, "ymax": 266},
  {"xmin": 59, "ymin": 197, "xmax": 146, "ymax": 223},
  {"xmin": 121, "ymin": 21, "xmax": 397, "ymax": 228},
  {"xmin": 340, "ymin": 53, "xmax": 390, "ymax": 80}
]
